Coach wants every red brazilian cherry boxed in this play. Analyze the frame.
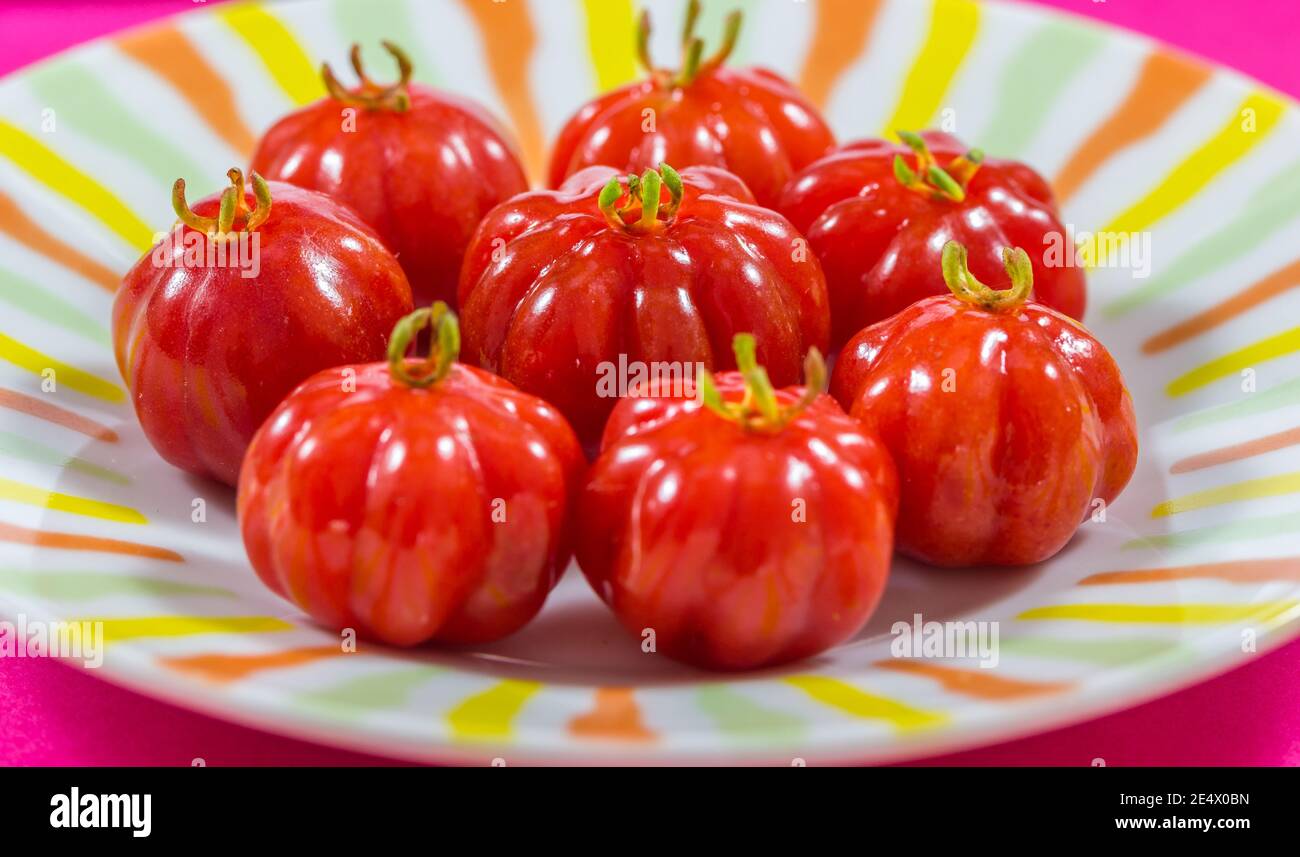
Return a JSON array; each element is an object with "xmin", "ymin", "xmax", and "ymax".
[
  {"xmin": 576, "ymin": 335, "xmax": 898, "ymax": 671},
  {"xmin": 251, "ymin": 41, "xmax": 529, "ymax": 308},
  {"xmin": 113, "ymin": 168, "xmax": 413, "ymax": 486},
  {"xmin": 548, "ymin": 0, "xmax": 835, "ymax": 208},
  {"xmin": 237, "ymin": 303, "xmax": 584, "ymax": 646},
  {"xmin": 458, "ymin": 162, "xmax": 831, "ymax": 454},
  {"xmin": 778, "ymin": 129, "xmax": 1086, "ymax": 348},
  {"xmin": 831, "ymin": 240, "xmax": 1137, "ymax": 567}
]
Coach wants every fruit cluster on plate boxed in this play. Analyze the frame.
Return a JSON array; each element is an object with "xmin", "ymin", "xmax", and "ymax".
[{"xmin": 112, "ymin": 3, "xmax": 1137, "ymax": 671}]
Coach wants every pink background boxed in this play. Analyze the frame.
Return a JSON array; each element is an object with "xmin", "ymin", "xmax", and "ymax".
[{"xmin": 1, "ymin": 0, "xmax": 1298, "ymax": 765}]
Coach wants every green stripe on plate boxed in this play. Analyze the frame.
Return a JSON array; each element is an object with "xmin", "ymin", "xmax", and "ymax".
[
  {"xmin": 1175, "ymin": 376, "xmax": 1300, "ymax": 432},
  {"xmin": 1124, "ymin": 512, "xmax": 1300, "ymax": 549},
  {"xmin": 0, "ymin": 267, "xmax": 108, "ymax": 346},
  {"xmin": 1105, "ymin": 157, "xmax": 1300, "ymax": 318},
  {"xmin": 977, "ymin": 18, "xmax": 1105, "ymax": 158},
  {"xmin": 26, "ymin": 58, "xmax": 208, "ymax": 188},
  {"xmin": 331, "ymin": 0, "xmax": 443, "ymax": 86},
  {"xmin": 695, "ymin": 684, "xmax": 806, "ymax": 746},
  {"xmin": 295, "ymin": 666, "xmax": 443, "ymax": 723},
  {"xmin": 0, "ymin": 568, "xmax": 232, "ymax": 601},
  {"xmin": 0, "ymin": 429, "xmax": 128, "ymax": 484}
]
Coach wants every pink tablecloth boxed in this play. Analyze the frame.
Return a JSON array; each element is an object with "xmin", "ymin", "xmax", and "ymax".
[{"xmin": 1, "ymin": 0, "xmax": 1298, "ymax": 765}]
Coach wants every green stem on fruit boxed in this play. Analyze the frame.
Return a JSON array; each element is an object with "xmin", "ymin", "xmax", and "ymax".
[
  {"xmin": 171, "ymin": 168, "xmax": 272, "ymax": 238},
  {"xmin": 637, "ymin": 169, "xmax": 663, "ymax": 229},
  {"xmin": 940, "ymin": 240, "xmax": 1034, "ymax": 311},
  {"xmin": 947, "ymin": 148, "xmax": 984, "ymax": 187},
  {"xmin": 597, "ymin": 163, "xmax": 685, "ymax": 232},
  {"xmin": 698, "ymin": 11, "xmax": 742, "ymax": 76},
  {"xmin": 349, "ymin": 44, "xmax": 375, "ymax": 87},
  {"xmin": 637, "ymin": 0, "xmax": 744, "ymax": 87},
  {"xmin": 636, "ymin": 10, "xmax": 654, "ymax": 72},
  {"xmin": 172, "ymin": 179, "xmax": 210, "ymax": 233},
  {"xmin": 387, "ymin": 301, "xmax": 461, "ymax": 389},
  {"xmin": 891, "ymin": 129, "xmax": 984, "ymax": 203},
  {"xmin": 226, "ymin": 168, "xmax": 247, "ymax": 221},
  {"xmin": 322, "ymin": 41, "xmax": 413, "ymax": 112},
  {"xmin": 623, "ymin": 172, "xmax": 641, "ymax": 204},
  {"xmin": 245, "ymin": 172, "xmax": 273, "ymax": 231},
  {"xmin": 598, "ymin": 177, "xmax": 625, "ymax": 229},
  {"xmin": 216, "ymin": 186, "xmax": 238, "ymax": 234},
  {"xmin": 680, "ymin": 0, "xmax": 702, "ymax": 45},
  {"xmin": 699, "ymin": 334, "xmax": 827, "ymax": 434},
  {"xmin": 676, "ymin": 37, "xmax": 705, "ymax": 87}
]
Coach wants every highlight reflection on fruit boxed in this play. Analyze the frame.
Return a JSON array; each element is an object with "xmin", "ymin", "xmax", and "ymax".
[
  {"xmin": 831, "ymin": 241, "xmax": 1136, "ymax": 568},
  {"xmin": 238, "ymin": 303, "xmax": 583, "ymax": 646},
  {"xmin": 113, "ymin": 169, "xmax": 413, "ymax": 486},
  {"xmin": 459, "ymin": 162, "xmax": 830, "ymax": 452},
  {"xmin": 548, "ymin": 0, "xmax": 835, "ymax": 208},
  {"xmin": 252, "ymin": 41, "xmax": 529, "ymax": 308}
]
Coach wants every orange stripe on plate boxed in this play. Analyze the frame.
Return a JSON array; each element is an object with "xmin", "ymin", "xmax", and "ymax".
[
  {"xmin": 1053, "ymin": 50, "xmax": 1210, "ymax": 202},
  {"xmin": 0, "ymin": 520, "xmax": 181, "ymax": 562},
  {"xmin": 798, "ymin": 0, "xmax": 885, "ymax": 108},
  {"xmin": 1170, "ymin": 426, "xmax": 1300, "ymax": 474},
  {"xmin": 0, "ymin": 387, "xmax": 117, "ymax": 442},
  {"xmin": 116, "ymin": 22, "xmax": 258, "ymax": 156},
  {"xmin": 456, "ymin": 0, "xmax": 545, "ymax": 183},
  {"xmin": 161, "ymin": 645, "xmax": 343, "ymax": 683},
  {"xmin": 0, "ymin": 191, "xmax": 119, "ymax": 292},
  {"xmin": 1080, "ymin": 558, "xmax": 1300, "ymax": 585},
  {"xmin": 567, "ymin": 688, "xmax": 656, "ymax": 742},
  {"xmin": 874, "ymin": 660, "xmax": 1070, "ymax": 700},
  {"xmin": 1143, "ymin": 258, "xmax": 1300, "ymax": 354}
]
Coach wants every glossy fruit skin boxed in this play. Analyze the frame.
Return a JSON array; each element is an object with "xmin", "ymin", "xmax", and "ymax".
[
  {"xmin": 458, "ymin": 166, "xmax": 831, "ymax": 451},
  {"xmin": 548, "ymin": 67, "xmax": 834, "ymax": 208},
  {"xmin": 113, "ymin": 182, "xmax": 413, "ymax": 487},
  {"xmin": 238, "ymin": 361, "xmax": 583, "ymax": 646},
  {"xmin": 830, "ymin": 295, "xmax": 1137, "ymax": 567},
  {"xmin": 251, "ymin": 85, "xmax": 528, "ymax": 307},
  {"xmin": 577, "ymin": 373, "xmax": 898, "ymax": 671},
  {"xmin": 778, "ymin": 131, "xmax": 1086, "ymax": 347}
]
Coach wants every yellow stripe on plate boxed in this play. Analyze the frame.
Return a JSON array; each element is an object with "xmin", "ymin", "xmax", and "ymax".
[
  {"xmin": 446, "ymin": 680, "xmax": 542, "ymax": 741},
  {"xmin": 880, "ymin": 0, "xmax": 980, "ymax": 135},
  {"xmin": 217, "ymin": 2, "xmax": 321, "ymax": 106},
  {"xmin": 0, "ymin": 476, "xmax": 145, "ymax": 524},
  {"xmin": 785, "ymin": 675, "xmax": 947, "ymax": 732},
  {"xmin": 1084, "ymin": 92, "xmax": 1286, "ymax": 266},
  {"xmin": 1167, "ymin": 326, "xmax": 1300, "ymax": 397},
  {"xmin": 0, "ymin": 120, "xmax": 153, "ymax": 251},
  {"xmin": 1018, "ymin": 602, "xmax": 1300, "ymax": 624},
  {"xmin": 0, "ymin": 331, "xmax": 125, "ymax": 403},
  {"xmin": 89, "ymin": 615, "xmax": 296, "ymax": 644},
  {"xmin": 1152, "ymin": 472, "xmax": 1300, "ymax": 517},
  {"xmin": 581, "ymin": 0, "xmax": 639, "ymax": 92}
]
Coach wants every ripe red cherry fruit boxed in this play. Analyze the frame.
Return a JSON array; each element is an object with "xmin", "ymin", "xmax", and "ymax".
[
  {"xmin": 779, "ymin": 130, "xmax": 1086, "ymax": 348},
  {"xmin": 113, "ymin": 169, "xmax": 413, "ymax": 487},
  {"xmin": 831, "ymin": 241, "xmax": 1137, "ymax": 567},
  {"xmin": 251, "ymin": 42, "xmax": 529, "ymax": 308},
  {"xmin": 459, "ymin": 162, "xmax": 830, "ymax": 452},
  {"xmin": 577, "ymin": 336, "xmax": 898, "ymax": 671},
  {"xmin": 548, "ymin": 0, "xmax": 835, "ymax": 208},
  {"xmin": 238, "ymin": 304, "xmax": 583, "ymax": 646}
]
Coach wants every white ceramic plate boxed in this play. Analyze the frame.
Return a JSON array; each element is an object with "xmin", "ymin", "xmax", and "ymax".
[{"xmin": 1, "ymin": 0, "xmax": 1298, "ymax": 764}]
